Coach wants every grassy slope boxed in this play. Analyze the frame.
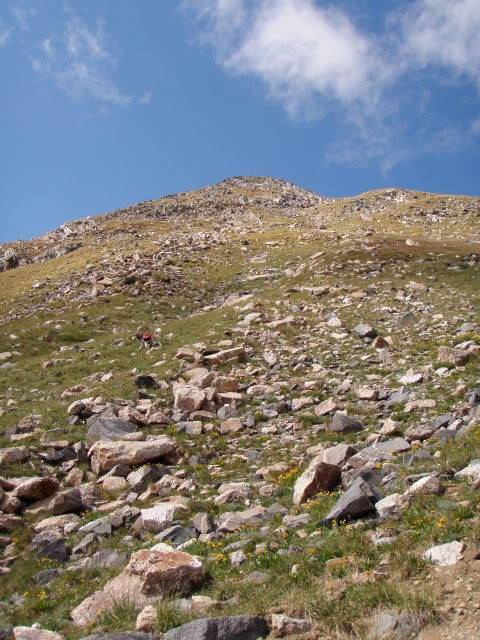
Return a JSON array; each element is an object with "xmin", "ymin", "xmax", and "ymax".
[{"xmin": 0, "ymin": 184, "xmax": 479, "ymax": 637}]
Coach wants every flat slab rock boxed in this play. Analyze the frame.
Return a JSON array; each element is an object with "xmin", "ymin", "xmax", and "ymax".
[
  {"xmin": 13, "ymin": 628, "xmax": 64, "ymax": 640},
  {"xmin": 89, "ymin": 437, "xmax": 177, "ymax": 475},
  {"xmin": 71, "ymin": 549, "xmax": 204, "ymax": 627},
  {"xmin": 216, "ymin": 506, "xmax": 267, "ymax": 532},
  {"xmin": 348, "ymin": 438, "xmax": 410, "ymax": 468},
  {"xmin": 162, "ymin": 615, "xmax": 269, "ymax": 640}
]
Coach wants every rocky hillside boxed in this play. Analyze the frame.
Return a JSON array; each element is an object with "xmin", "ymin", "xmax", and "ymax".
[{"xmin": 1, "ymin": 177, "xmax": 480, "ymax": 640}]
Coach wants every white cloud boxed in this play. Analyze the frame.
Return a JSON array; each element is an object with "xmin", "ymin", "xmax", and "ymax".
[
  {"xmin": 187, "ymin": 0, "xmax": 391, "ymax": 117},
  {"xmin": 185, "ymin": 0, "xmax": 480, "ymax": 169},
  {"xmin": 32, "ymin": 16, "xmax": 134, "ymax": 107},
  {"xmin": 400, "ymin": 0, "xmax": 480, "ymax": 86}
]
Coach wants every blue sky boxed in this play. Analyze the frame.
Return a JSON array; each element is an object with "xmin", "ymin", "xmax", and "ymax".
[{"xmin": 1, "ymin": 0, "xmax": 479, "ymax": 242}]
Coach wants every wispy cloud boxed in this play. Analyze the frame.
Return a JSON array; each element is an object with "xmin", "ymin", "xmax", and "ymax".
[
  {"xmin": 32, "ymin": 15, "xmax": 143, "ymax": 108},
  {"xmin": 11, "ymin": 2, "xmax": 36, "ymax": 31},
  {"xmin": 139, "ymin": 90, "xmax": 152, "ymax": 105},
  {"xmin": 0, "ymin": 22, "xmax": 12, "ymax": 47},
  {"xmin": 185, "ymin": 0, "xmax": 480, "ymax": 169},
  {"xmin": 400, "ymin": 0, "xmax": 480, "ymax": 87}
]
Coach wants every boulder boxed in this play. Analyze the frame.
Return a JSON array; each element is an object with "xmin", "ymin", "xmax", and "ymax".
[
  {"xmin": 0, "ymin": 447, "xmax": 29, "ymax": 465},
  {"xmin": 80, "ymin": 635, "xmax": 157, "ymax": 640},
  {"xmin": 192, "ymin": 512, "xmax": 214, "ymax": 534},
  {"xmin": 34, "ymin": 514, "xmax": 81, "ymax": 534},
  {"xmin": 405, "ymin": 474, "xmax": 443, "ymax": 496},
  {"xmin": 89, "ymin": 437, "xmax": 177, "ymax": 475},
  {"xmin": 321, "ymin": 478, "xmax": 379, "ymax": 525},
  {"xmin": 162, "ymin": 615, "xmax": 269, "ymax": 640},
  {"xmin": 322, "ymin": 443, "xmax": 356, "ymax": 467},
  {"xmin": 454, "ymin": 460, "xmax": 480, "ymax": 483},
  {"xmin": 314, "ymin": 397, "xmax": 338, "ymax": 416},
  {"xmin": 218, "ymin": 418, "xmax": 243, "ymax": 435},
  {"xmin": 135, "ymin": 605, "xmax": 157, "ymax": 632},
  {"xmin": 375, "ymin": 494, "xmax": 408, "ymax": 518},
  {"xmin": 423, "ymin": 540, "xmax": 465, "ymax": 567},
  {"xmin": 329, "ymin": 412, "xmax": 364, "ymax": 433},
  {"xmin": 31, "ymin": 529, "xmax": 68, "ymax": 562},
  {"xmin": 367, "ymin": 609, "xmax": 423, "ymax": 639},
  {"xmin": 173, "ymin": 384, "xmax": 206, "ymax": 413},
  {"xmin": 203, "ymin": 347, "xmax": 246, "ymax": 365},
  {"xmin": 26, "ymin": 485, "xmax": 98, "ymax": 516},
  {"xmin": 437, "ymin": 346, "xmax": 474, "ymax": 367},
  {"xmin": 140, "ymin": 502, "xmax": 182, "ymax": 533},
  {"xmin": 71, "ymin": 548, "xmax": 204, "ymax": 627},
  {"xmin": 354, "ymin": 324, "xmax": 377, "ymax": 339},
  {"xmin": 293, "ymin": 458, "xmax": 340, "ymax": 505},
  {"xmin": 13, "ymin": 477, "xmax": 60, "ymax": 501}
]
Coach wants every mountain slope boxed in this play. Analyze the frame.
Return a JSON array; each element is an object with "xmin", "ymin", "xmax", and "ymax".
[{"xmin": 0, "ymin": 178, "xmax": 479, "ymax": 639}]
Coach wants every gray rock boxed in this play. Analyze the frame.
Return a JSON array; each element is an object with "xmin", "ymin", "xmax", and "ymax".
[
  {"xmin": 35, "ymin": 568, "xmax": 60, "ymax": 585},
  {"xmin": 156, "ymin": 525, "xmax": 198, "ymax": 547},
  {"xmin": 192, "ymin": 512, "xmax": 215, "ymax": 534},
  {"xmin": 320, "ymin": 478, "xmax": 379, "ymax": 525},
  {"xmin": 217, "ymin": 506, "xmax": 267, "ymax": 533},
  {"xmin": 127, "ymin": 466, "xmax": 163, "ymax": 492},
  {"xmin": 368, "ymin": 609, "xmax": 423, "ymax": 639},
  {"xmin": 329, "ymin": 412, "xmax": 364, "ymax": 433},
  {"xmin": 31, "ymin": 529, "xmax": 68, "ymax": 562},
  {"xmin": 404, "ymin": 423, "xmax": 438, "ymax": 442},
  {"xmin": 271, "ymin": 614, "xmax": 311, "ymax": 636},
  {"xmin": 69, "ymin": 549, "xmax": 128, "ymax": 572},
  {"xmin": 354, "ymin": 323, "xmax": 377, "ymax": 339},
  {"xmin": 87, "ymin": 416, "xmax": 137, "ymax": 443},
  {"xmin": 454, "ymin": 460, "xmax": 480, "ymax": 483},
  {"xmin": 348, "ymin": 438, "xmax": 410, "ymax": 468},
  {"xmin": 322, "ymin": 443, "xmax": 357, "ymax": 467},
  {"xmin": 242, "ymin": 570, "xmax": 268, "ymax": 584},
  {"xmin": 162, "ymin": 615, "xmax": 269, "ymax": 640},
  {"xmin": 384, "ymin": 391, "xmax": 411, "ymax": 407}
]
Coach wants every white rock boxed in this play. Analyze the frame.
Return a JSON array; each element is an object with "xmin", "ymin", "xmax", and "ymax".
[
  {"xmin": 141, "ymin": 502, "xmax": 181, "ymax": 533},
  {"xmin": 454, "ymin": 460, "xmax": 480, "ymax": 483},
  {"xmin": 229, "ymin": 550, "xmax": 246, "ymax": 566},
  {"xmin": 375, "ymin": 493, "xmax": 408, "ymax": 518},
  {"xmin": 423, "ymin": 540, "xmax": 465, "ymax": 567},
  {"xmin": 405, "ymin": 474, "xmax": 443, "ymax": 496}
]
